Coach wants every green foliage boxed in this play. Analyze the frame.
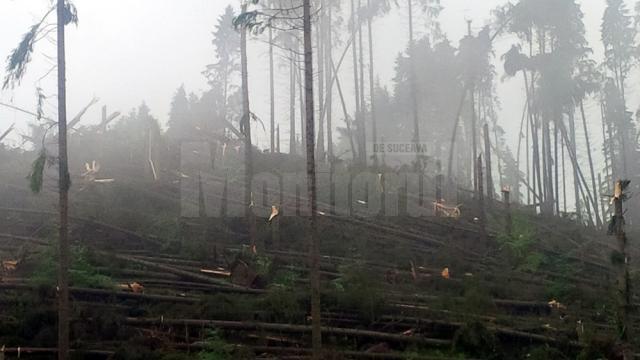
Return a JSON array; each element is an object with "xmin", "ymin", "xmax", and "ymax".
[
  {"xmin": 453, "ymin": 321, "xmax": 501, "ymax": 359},
  {"xmin": 3, "ymin": 24, "xmax": 40, "ymax": 89},
  {"xmin": 200, "ymin": 294, "xmax": 257, "ymax": 321},
  {"xmin": 28, "ymin": 149, "xmax": 47, "ymax": 193},
  {"xmin": 197, "ymin": 329, "xmax": 234, "ymax": 360},
  {"xmin": 30, "ymin": 246, "xmax": 113, "ymax": 289},
  {"xmin": 461, "ymin": 278, "xmax": 496, "ymax": 315},
  {"xmin": 260, "ymin": 286, "xmax": 305, "ymax": 323},
  {"xmin": 331, "ymin": 264, "xmax": 386, "ymax": 321},
  {"xmin": 497, "ymin": 214, "xmax": 545, "ymax": 272},
  {"xmin": 3, "ymin": 1, "xmax": 77, "ymax": 89},
  {"xmin": 63, "ymin": 1, "xmax": 79, "ymax": 26},
  {"xmin": 270, "ymin": 269, "xmax": 299, "ymax": 288}
]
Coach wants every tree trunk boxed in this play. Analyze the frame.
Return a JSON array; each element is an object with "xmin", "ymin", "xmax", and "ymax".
[
  {"xmin": 332, "ymin": 64, "xmax": 358, "ymax": 162},
  {"xmin": 240, "ymin": 8, "xmax": 256, "ymax": 247},
  {"xmin": 358, "ymin": 0, "xmax": 367, "ymax": 166},
  {"xmin": 523, "ymin": 72, "xmax": 542, "ymax": 210},
  {"xmin": 56, "ymin": 1, "xmax": 71, "ymax": 358},
  {"xmin": 580, "ymin": 100, "xmax": 602, "ymax": 228},
  {"xmin": 269, "ymin": 27, "xmax": 275, "ymax": 154},
  {"xmin": 408, "ymin": 0, "xmax": 420, "ymax": 169},
  {"xmin": 483, "ymin": 123, "xmax": 493, "ymax": 201},
  {"xmin": 568, "ymin": 113, "xmax": 581, "ymax": 223},
  {"xmin": 303, "ymin": 0, "xmax": 322, "ymax": 356},
  {"xmin": 316, "ymin": 9, "xmax": 325, "ymax": 161},
  {"xmin": 612, "ymin": 180, "xmax": 631, "ymax": 357},
  {"xmin": 350, "ymin": 0, "xmax": 362, "ymax": 166},
  {"xmin": 446, "ymin": 86, "xmax": 469, "ymax": 182},
  {"xmin": 367, "ymin": 0, "xmax": 377, "ymax": 168},
  {"xmin": 290, "ymin": 51, "xmax": 296, "ymax": 155},
  {"xmin": 554, "ymin": 123, "xmax": 559, "ymax": 215},
  {"xmin": 326, "ymin": 5, "xmax": 333, "ymax": 161},
  {"xmin": 470, "ymin": 87, "xmax": 478, "ymax": 195},
  {"xmin": 297, "ymin": 48, "xmax": 306, "ymax": 154}
]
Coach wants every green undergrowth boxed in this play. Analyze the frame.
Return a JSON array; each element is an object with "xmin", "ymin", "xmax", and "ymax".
[{"xmin": 29, "ymin": 245, "xmax": 114, "ymax": 289}]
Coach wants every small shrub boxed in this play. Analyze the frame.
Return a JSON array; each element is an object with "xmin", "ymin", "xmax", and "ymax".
[
  {"xmin": 30, "ymin": 246, "xmax": 113, "ymax": 289},
  {"xmin": 331, "ymin": 264, "xmax": 386, "ymax": 322},
  {"xmin": 453, "ymin": 321, "xmax": 502, "ymax": 359}
]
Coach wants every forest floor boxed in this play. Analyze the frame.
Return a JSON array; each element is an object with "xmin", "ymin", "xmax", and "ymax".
[{"xmin": 0, "ymin": 192, "xmax": 637, "ymax": 359}]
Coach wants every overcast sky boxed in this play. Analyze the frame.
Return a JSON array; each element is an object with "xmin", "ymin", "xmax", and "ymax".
[{"xmin": 0, "ymin": 0, "xmax": 620, "ymax": 159}]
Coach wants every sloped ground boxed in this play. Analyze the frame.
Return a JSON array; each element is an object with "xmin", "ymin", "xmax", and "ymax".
[{"xmin": 0, "ymin": 190, "xmax": 635, "ymax": 360}]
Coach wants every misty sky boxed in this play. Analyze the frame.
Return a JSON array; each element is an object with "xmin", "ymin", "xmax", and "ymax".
[{"xmin": 0, "ymin": 0, "xmax": 623, "ymax": 167}]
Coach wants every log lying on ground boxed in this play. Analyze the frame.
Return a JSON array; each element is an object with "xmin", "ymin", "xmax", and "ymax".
[
  {"xmin": 0, "ymin": 233, "xmax": 48, "ymax": 246},
  {"xmin": 181, "ymin": 343, "xmax": 473, "ymax": 360},
  {"xmin": 111, "ymin": 254, "xmax": 263, "ymax": 294},
  {"xmin": 0, "ymin": 347, "xmax": 114, "ymax": 356},
  {"xmin": 125, "ymin": 317, "xmax": 451, "ymax": 346},
  {"xmin": 0, "ymin": 283, "xmax": 198, "ymax": 304}
]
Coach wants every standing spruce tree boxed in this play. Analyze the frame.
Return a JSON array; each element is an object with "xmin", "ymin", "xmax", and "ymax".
[
  {"xmin": 206, "ymin": 5, "xmax": 241, "ymax": 138},
  {"xmin": 235, "ymin": 2, "xmax": 321, "ymax": 356},
  {"xmin": 499, "ymin": 0, "xmax": 598, "ymax": 220},
  {"xmin": 602, "ymin": 0, "xmax": 637, "ymax": 179}
]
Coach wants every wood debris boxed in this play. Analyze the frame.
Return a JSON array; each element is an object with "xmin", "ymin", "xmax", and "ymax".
[
  {"xmin": 268, "ymin": 205, "xmax": 279, "ymax": 222},
  {"xmin": 433, "ymin": 201, "xmax": 461, "ymax": 218},
  {"xmin": 1, "ymin": 260, "xmax": 18, "ymax": 272},
  {"xmin": 441, "ymin": 267, "xmax": 450, "ymax": 279},
  {"xmin": 118, "ymin": 282, "xmax": 144, "ymax": 293},
  {"xmin": 200, "ymin": 268, "xmax": 231, "ymax": 277}
]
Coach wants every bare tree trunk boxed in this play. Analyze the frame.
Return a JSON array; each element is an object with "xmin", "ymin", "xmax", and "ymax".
[
  {"xmin": 350, "ymin": 0, "xmax": 361, "ymax": 165},
  {"xmin": 554, "ymin": 124, "xmax": 559, "ymax": 214},
  {"xmin": 569, "ymin": 112, "xmax": 582, "ymax": 222},
  {"xmin": 316, "ymin": 9, "xmax": 325, "ymax": 161},
  {"xmin": 408, "ymin": 0, "xmax": 420, "ymax": 169},
  {"xmin": 526, "ymin": 108, "xmax": 531, "ymax": 205},
  {"xmin": 269, "ymin": 26, "xmax": 275, "ymax": 153},
  {"xmin": 357, "ymin": 0, "xmax": 367, "ymax": 166},
  {"xmin": 446, "ymin": 86, "xmax": 469, "ymax": 181},
  {"xmin": 326, "ymin": 5, "xmax": 333, "ymax": 161},
  {"xmin": 303, "ymin": 0, "xmax": 321, "ymax": 356},
  {"xmin": 580, "ymin": 100, "xmax": 602, "ymax": 228},
  {"xmin": 332, "ymin": 61, "xmax": 358, "ymax": 162},
  {"xmin": 523, "ymin": 72, "xmax": 542, "ymax": 210},
  {"xmin": 297, "ymin": 47, "xmax": 306, "ymax": 154},
  {"xmin": 601, "ymin": 102, "xmax": 612, "ymax": 191},
  {"xmin": 470, "ymin": 87, "xmax": 478, "ymax": 195},
  {"xmin": 56, "ymin": 1, "xmax": 70, "ymax": 358},
  {"xmin": 612, "ymin": 180, "xmax": 632, "ymax": 359},
  {"xmin": 290, "ymin": 51, "xmax": 296, "ymax": 155},
  {"xmin": 240, "ymin": 8, "xmax": 256, "ymax": 247},
  {"xmin": 483, "ymin": 123, "xmax": 494, "ymax": 201},
  {"xmin": 562, "ymin": 133, "xmax": 567, "ymax": 213},
  {"xmin": 367, "ymin": 0, "xmax": 377, "ymax": 168}
]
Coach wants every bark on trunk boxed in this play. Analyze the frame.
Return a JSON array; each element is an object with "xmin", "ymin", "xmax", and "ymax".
[
  {"xmin": 302, "ymin": 0, "xmax": 322, "ymax": 356},
  {"xmin": 367, "ymin": 0, "xmax": 377, "ymax": 168},
  {"xmin": 240, "ymin": 11, "xmax": 257, "ymax": 247},
  {"xmin": 56, "ymin": 1, "xmax": 70, "ymax": 358},
  {"xmin": 290, "ymin": 51, "xmax": 296, "ymax": 155},
  {"xmin": 580, "ymin": 101, "xmax": 602, "ymax": 227},
  {"xmin": 269, "ymin": 27, "xmax": 275, "ymax": 153}
]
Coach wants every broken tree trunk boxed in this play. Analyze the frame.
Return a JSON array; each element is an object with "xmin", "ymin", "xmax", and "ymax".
[
  {"xmin": 610, "ymin": 180, "xmax": 632, "ymax": 358},
  {"xmin": 477, "ymin": 155, "xmax": 486, "ymax": 238},
  {"xmin": 124, "ymin": 317, "xmax": 451, "ymax": 347},
  {"xmin": 502, "ymin": 187, "xmax": 512, "ymax": 237},
  {"xmin": 483, "ymin": 123, "xmax": 494, "ymax": 201}
]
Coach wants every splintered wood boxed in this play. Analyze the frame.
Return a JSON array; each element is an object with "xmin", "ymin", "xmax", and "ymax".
[{"xmin": 433, "ymin": 200, "xmax": 461, "ymax": 219}]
